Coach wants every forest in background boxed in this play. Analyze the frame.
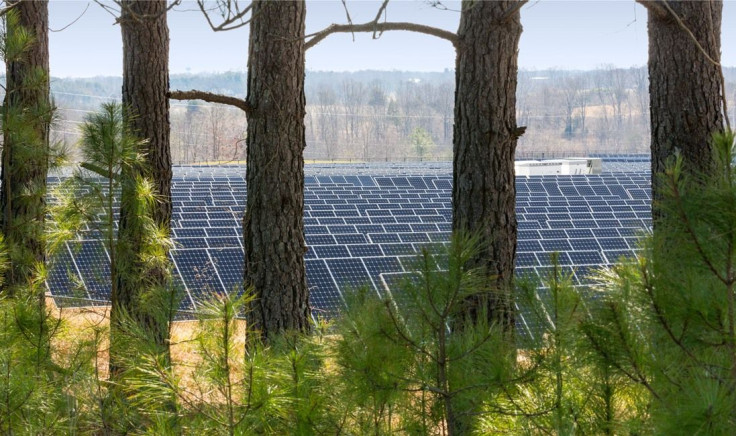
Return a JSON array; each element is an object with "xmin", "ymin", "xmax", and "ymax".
[{"xmin": 44, "ymin": 67, "xmax": 736, "ymax": 164}]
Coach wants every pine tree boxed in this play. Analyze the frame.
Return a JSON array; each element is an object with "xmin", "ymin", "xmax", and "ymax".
[
  {"xmin": 452, "ymin": 0, "xmax": 524, "ymax": 331},
  {"xmin": 243, "ymin": 0, "xmax": 310, "ymax": 339},
  {"xmin": 638, "ymin": 0, "xmax": 726, "ymax": 221},
  {"xmin": 114, "ymin": 0, "xmax": 173, "ymax": 358},
  {"xmin": 305, "ymin": 0, "xmax": 526, "ymax": 329},
  {"xmin": 0, "ymin": 0, "xmax": 51, "ymax": 296},
  {"xmin": 169, "ymin": 0, "xmax": 310, "ymax": 339}
]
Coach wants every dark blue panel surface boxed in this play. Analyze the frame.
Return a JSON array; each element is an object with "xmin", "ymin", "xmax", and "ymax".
[{"xmin": 209, "ymin": 248, "xmax": 244, "ymax": 293}]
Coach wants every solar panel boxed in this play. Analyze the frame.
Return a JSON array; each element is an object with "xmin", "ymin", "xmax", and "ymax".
[
  {"xmin": 71, "ymin": 240, "xmax": 110, "ymax": 301},
  {"xmin": 48, "ymin": 244, "xmax": 88, "ymax": 304},
  {"xmin": 305, "ymin": 258, "xmax": 342, "ymax": 314},
  {"xmin": 325, "ymin": 258, "xmax": 372, "ymax": 290},
  {"xmin": 206, "ymin": 236, "xmax": 240, "ymax": 248},
  {"xmin": 172, "ymin": 249, "xmax": 222, "ymax": 304},
  {"xmin": 381, "ymin": 243, "xmax": 416, "ymax": 256},
  {"xmin": 209, "ymin": 248, "xmax": 244, "ymax": 293},
  {"xmin": 47, "ymin": 160, "xmax": 652, "ymax": 338},
  {"xmin": 313, "ymin": 245, "xmax": 350, "ymax": 259},
  {"xmin": 334, "ymin": 234, "xmax": 367, "ymax": 244}
]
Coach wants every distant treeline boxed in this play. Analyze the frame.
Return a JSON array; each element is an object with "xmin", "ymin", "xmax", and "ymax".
[{"xmin": 16, "ymin": 68, "xmax": 736, "ymax": 163}]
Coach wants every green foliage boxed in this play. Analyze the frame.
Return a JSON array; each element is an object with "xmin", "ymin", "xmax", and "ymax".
[
  {"xmin": 335, "ymin": 286, "xmax": 414, "ymax": 433},
  {"xmin": 263, "ymin": 324, "xmax": 339, "ymax": 435},
  {"xmin": 584, "ymin": 131, "xmax": 736, "ymax": 435},
  {"xmin": 334, "ymin": 233, "xmax": 515, "ymax": 435},
  {"xmin": 477, "ymin": 257, "xmax": 649, "ymax": 435},
  {"xmin": 49, "ymin": 103, "xmax": 144, "ymax": 248},
  {"xmin": 0, "ymin": 301, "xmax": 59, "ymax": 433},
  {"xmin": 50, "ymin": 102, "xmax": 174, "ymax": 317},
  {"xmin": 47, "ymin": 102, "xmax": 178, "ymax": 432},
  {"xmin": 48, "ymin": 102, "xmax": 156, "ymax": 311},
  {"xmin": 192, "ymin": 292, "xmax": 275, "ymax": 434},
  {"xmin": 0, "ymin": 244, "xmax": 101, "ymax": 435},
  {"xmin": 0, "ymin": 10, "xmax": 34, "ymax": 63},
  {"xmin": 114, "ymin": 289, "xmax": 341, "ymax": 435}
]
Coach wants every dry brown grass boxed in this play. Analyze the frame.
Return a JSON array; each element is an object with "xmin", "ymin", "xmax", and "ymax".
[{"xmin": 46, "ymin": 297, "xmax": 246, "ymax": 384}]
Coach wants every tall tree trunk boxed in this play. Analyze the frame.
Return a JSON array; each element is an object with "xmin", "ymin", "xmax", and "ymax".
[
  {"xmin": 452, "ymin": 0, "xmax": 523, "ymax": 332},
  {"xmin": 646, "ymin": 1, "xmax": 724, "ymax": 212},
  {"xmin": 113, "ymin": 0, "xmax": 172, "ymax": 358},
  {"xmin": 0, "ymin": 0, "xmax": 50, "ymax": 296},
  {"xmin": 244, "ymin": 0, "xmax": 310, "ymax": 339}
]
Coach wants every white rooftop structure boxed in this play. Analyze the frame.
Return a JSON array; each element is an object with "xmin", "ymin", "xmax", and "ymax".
[{"xmin": 515, "ymin": 158, "xmax": 603, "ymax": 176}]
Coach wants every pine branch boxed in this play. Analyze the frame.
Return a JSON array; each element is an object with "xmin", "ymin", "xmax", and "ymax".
[
  {"xmin": 168, "ymin": 90, "xmax": 250, "ymax": 114},
  {"xmin": 305, "ymin": 21, "xmax": 458, "ymax": 50},
  {"xmin": 305, "ymin": 0, "xmax": 527, "ymax": 51}
]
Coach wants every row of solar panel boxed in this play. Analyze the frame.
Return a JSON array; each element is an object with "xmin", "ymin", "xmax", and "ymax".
[
  {"xmin": 71, "ymin": 214, "xmax": 647, "ymax": 246},
  {"xmin": 50, "ymin": 242, "xmax": 643, "ymax": 312},
  {"xmin": 47, "ymin": 170, "xmax": 652, "ymax": 324},
  {"xmin": 49, "ymin": 241, "xmax": 413, "ymax": 314},
  {"xmin": 49, "ymin": 239, "xmax": 635, "ymax": 318}
]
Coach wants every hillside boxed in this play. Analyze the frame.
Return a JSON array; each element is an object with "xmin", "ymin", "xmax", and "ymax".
[{"xmin": 17, "ymin": 67, "xmax": 736, "ymax": 162}]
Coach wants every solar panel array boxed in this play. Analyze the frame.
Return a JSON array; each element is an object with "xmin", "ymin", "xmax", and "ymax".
[{"xmin": 47, "ymin": 163, "xmax": 652, "ymax": 333}]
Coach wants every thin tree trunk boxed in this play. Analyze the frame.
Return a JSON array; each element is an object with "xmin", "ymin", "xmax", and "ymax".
[
  {"xmin": 113, "ymin": 0, "xmax": 172, "ymax": 364},
  {"xmin": 243, "ymin": 0, "xmax": 310, "ymax": 339},
  {"xmin": 0, "ymin": 0, "xmax": 50, "ymax": 296},
  {"xmin": 452, "ymin": 0, "xmax": 523, "ymax": 332},
  {"xmin": 646, "ymin": 0, "xmax": 724, "ymax": 217}
]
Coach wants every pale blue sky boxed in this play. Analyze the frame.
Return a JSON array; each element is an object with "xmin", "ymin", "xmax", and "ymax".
[{"xmin": 46, "ymin": 0, "xmax": 735, "ymax": 78}]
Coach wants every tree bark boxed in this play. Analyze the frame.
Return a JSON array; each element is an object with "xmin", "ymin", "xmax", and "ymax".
[
  {"xmin": 452, "ymin": 0, "xmax": 523, "ymax": 333},
  {"xmin": 244, "ymin": 0, "xmax": 310, "ymax": 339},
  {"xmin": 114, "ymin": 0, "xmax": 172, "ymax": 353},
  {"xmin": 646, "ymin": 0, "xmax": 724, "ymax": 213},
  {"xmin": 0, "ymin": 0, "xmax": 50, "ymax": 295}
]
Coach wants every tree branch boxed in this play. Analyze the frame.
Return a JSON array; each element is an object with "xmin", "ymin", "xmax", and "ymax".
[
  {"xmin": 305, "ymin": 21, "xmax": 458, "ymax": 50},
  {"xmin": 370, "ymin": 0, "xmax": 390, "ymax": 39},
  {"xmin": 196, "ymin": 0, "xmax": 252, "ymax": 32},
  {"xmin": 168, "ymin": 90, "xmax": 250, "ymax": 114},
  {"xmin": 94, "ymin": 0, "xmax": 181, "ymax": 24},
  {"xmin": 50, "ymin": 2, "xmax": 89, "ymax": 32}
]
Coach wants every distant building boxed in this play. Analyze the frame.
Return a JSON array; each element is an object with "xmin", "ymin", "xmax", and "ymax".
[{"xmin": 515, "ymin": 158, "xmax": 602, "ymax": 176}]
